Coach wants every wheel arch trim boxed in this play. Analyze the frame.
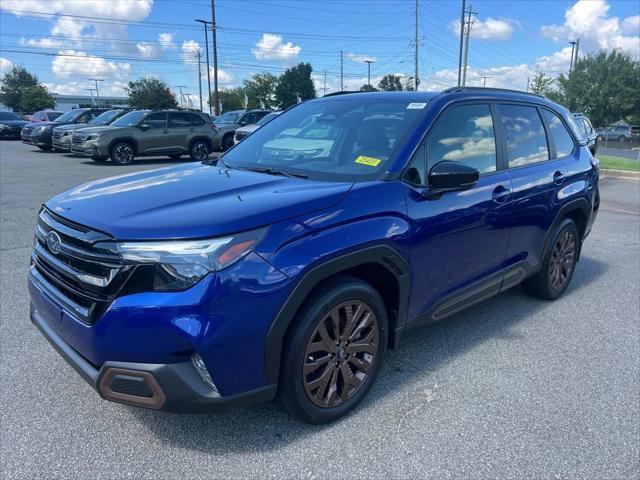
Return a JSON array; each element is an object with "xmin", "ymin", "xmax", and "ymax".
[
  {"xmin": 108, "ymin": 137, "xmax": 138, "ymax": 156},
  {"xmin": 264, "ymin": 244, "xmax": 409, "ymax": 385},
  {"xmin": 542, "ymin": 197, "xmax": 591, "ymax": 262}
]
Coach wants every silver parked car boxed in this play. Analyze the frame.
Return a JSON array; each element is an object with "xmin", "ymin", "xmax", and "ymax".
[{"xmin": 234, "ymin": 111, "xmax": 281, "ymax": 144}]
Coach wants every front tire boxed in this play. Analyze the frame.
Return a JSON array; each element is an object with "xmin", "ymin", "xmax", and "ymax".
[
  {"xmin": 38, "ymin": 145, "xmax": 52, "ymax": 151},
  {"xmin": 110, "ymin": 142, "xmax": 135, "ymax": 165},
  {"xmin": 189, "ymin": 140, "xmax": 210, "ymax": 161},
  {"xmin": 523, "ymin": 219, "xmax": 579, "ymax": 300},
  {"xmin": 221, "ymin": 134, "xmax": 234, "ymax": 151},
  {"xmin": 617, "ymin": 135, "xmax": 627, "ymax": 143},
  {"xmin": 279, "ymin": 275, "xmax": 388, "ymax": 424}
]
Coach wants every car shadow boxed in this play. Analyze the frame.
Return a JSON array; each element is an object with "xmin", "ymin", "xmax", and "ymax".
[{"xmin": 128, "ymin": 256, "xmax": 607, "ymax": 453}]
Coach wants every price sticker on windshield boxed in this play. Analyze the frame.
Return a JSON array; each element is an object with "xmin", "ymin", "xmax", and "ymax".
[{"xmin": 355, "ymin": 156, "xmax": 382, "ymax": 167}]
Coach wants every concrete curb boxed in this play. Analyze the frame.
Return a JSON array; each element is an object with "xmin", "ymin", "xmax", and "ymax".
[{"xmin": 601, "ymin": 169, "xmax": 640, "ymax": 179}]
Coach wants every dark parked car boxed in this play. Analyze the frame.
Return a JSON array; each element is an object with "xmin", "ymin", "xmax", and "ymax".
[
  {"xmin": 30, "ymin": 111, "xmax": 64, "ymax": 123},
  {"xmin": 21, "ymin": 108, "xmax": 109, "ymax": 150},
  {"xmin": 572, "ymin": 113, "xmax": 597, "ymax": 155},
  {"xmin": 70, "ymin": 109, "xmax": 218, "ymax": 164},
  {"xmin": 214, "ymin": 109, "xmax": 271, "ymax": 150},
  {"xmin": 52, "ymin": 109, "xmax": 132, "ymax": 152},
  {"xmin": 0, "ymin": 111, "xmax": 29, "ymax": 139},
  {"xmin": 28, "ymin": 89, "xmax": 599, "ymax": 423}
]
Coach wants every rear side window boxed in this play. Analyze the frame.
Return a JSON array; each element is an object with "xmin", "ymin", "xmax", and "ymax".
[
  {"xmin": 426, "ymin": 104, "xmax": 497, "ymax": 173},
  {"xmin": 190, "ymin": 113, "xmax": 206, "ymax": 126},
  {"xmin": 168, "ymin": 112, "xmax": 191, "ymax": 127},
  {"xmin": 543, "ymin": 110, "xmax": 575, "ymax": 158},
  {"xmin": 500, "ymin": 104, "xmax": 549, "ymax": 167}
]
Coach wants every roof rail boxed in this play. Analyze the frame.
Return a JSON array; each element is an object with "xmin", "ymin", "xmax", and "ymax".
[
  {"xmin": 441, "ymin": 86, "xmax": 544, "ymax": 98},
  {"xmin": 322, "ymin": 90, "xmax": 361, "ymax": 97}
]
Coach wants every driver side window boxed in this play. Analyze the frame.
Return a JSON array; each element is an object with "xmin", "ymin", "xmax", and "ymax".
[{"xmin": 426, "ymin": 104, "xmax": 497, "ymax": 174}]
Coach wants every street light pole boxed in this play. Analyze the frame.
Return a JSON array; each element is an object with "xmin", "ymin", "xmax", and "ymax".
[
  {"xmin": 195, "ymin": 49, "xmax": 203, "ymax": 112},
  {"xmin": 195, "ymin": 19, "xmax": 212, "ymax": 115},
  {"xmin": 364, "ymin": 60, "xmax": 374, "ymax": 86},
  {"xmin": 88, "ymin": 78, "xmax": 103, "ymax": 105},
  {"xmin": 211, "ymin": 0, "xmax": 220, "ymax": 116}
]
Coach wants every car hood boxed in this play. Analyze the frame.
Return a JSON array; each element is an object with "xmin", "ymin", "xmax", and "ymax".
[
  {"xmin": 0, "ymin": 119, "xmax": 28, "ymax": 127},
  {"xmin": 46, "ymin": 162, "xmax": 353, "ymax": 240},
  {"xmin": 215, "ymin": 123, "xmax": 239, "ymax": 133},
  {"xmin": 73, "ymin": 125, "xmax": 118, "ymax": 134},
  {"xmin": 54, "ymin": 123, "xmax": 92, "ymax": 133},
  {"xmin": 236, "ymin": 124, "xmax": 259, "ymax": 135}
]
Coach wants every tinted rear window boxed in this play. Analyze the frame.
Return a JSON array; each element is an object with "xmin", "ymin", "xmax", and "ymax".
[
  {"xmin": 544, "ymin": 110, "xmax": 575, "ymax": 158},
  {"xmin": 500, "ymin": 105, "xmax": 549, "ymax": 167}
]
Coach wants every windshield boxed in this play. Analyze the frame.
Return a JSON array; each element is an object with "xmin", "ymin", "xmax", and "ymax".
[
  {"xmin": 47, "ymin": 112, "xmax": 63, "ymax": 121},
  {"xmin": 0, "ymin": 111, "xmax": 20, "ymax": 121},
  {"xmin": 90, "ymin": 110, "xmax": 124, "ymax": 125},
  {"xmin": 256, "ymin": 112, "xmax": 280, "ymax": 126},
  {"xmin": 111, "ymin": 111, "xmax": 148, "ymax": 127},
  {"xmin": 215, "ymin": 111, "xmax": 242, "ymax": 124},
  {"xmin": 223, "ymin": 99, "xmax": 426, "ymax": 181},
  {"xmin": 54, "ymin": 110, "xmax": 84, "ymax": 123}
]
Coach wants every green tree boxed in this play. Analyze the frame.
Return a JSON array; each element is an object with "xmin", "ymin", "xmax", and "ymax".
[
  {"xmin": 125, "ymin": 77, "xmax": 178, "ymax": 109},
  {"xmin": 275, "ymin": 63, "xmax": 316, "ymax": 108},
  {"xmin": 214, "ymin": 87, "xmax": 247, "ymax": 112},
  {"xmin": 554, "ymin": 50, "xmax": 639, "ymax": 127},
  {"xmin": 19, "ymin": 85, "xmax": 55, "ymax": 112},
  {"xmin": 243, "ymin": 72, "xmax": 278, "ymax": 109},
  {"xmin": 359, "ymin": 84, "xmax": 378, "ymax": 92},
  {"xmin": 377, "ymin": 74, "xmax": 404, "ymax": 91},
  {"xmin": 0, "ymin": 65, "xmax": 48, "ymax": 112},
  {"xmin": 529, "ymin": 71, "xmax": 558, "ymax": 98}
]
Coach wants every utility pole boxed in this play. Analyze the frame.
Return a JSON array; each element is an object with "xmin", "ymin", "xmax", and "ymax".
[
  {"xmin": 569, "ymin": 40, "xmax": 577, "ymax": 74},
  {"xmin": 321, "ymin": 69, "xmax": 328, "ymax": 96},
  {"xmin": 461, "ymin": 4, "xmax": 477, "ymax": 87},
  {"xmin": 526, "ymin": 76, "xmax": 530, "ymax": 92},
  {"xmin": 340, "ymin": 50, "xmax": 344, "ymax": 91},
  {"xmin": 480, "ymin": 75, "xmax": 490, "ymax": 87},
  {"xmin": 84, "ymin": 88, "xmax": 95, "ymax": 106},
  {"xmin": 195, "ymin": 19, "xmax": 212, "ymax": 115},
  {"xmin": 414, "ymin": 0, "xmax": 419, "ymax": 90},
  {"xmin": 88, "ymin": 78, "xmax": 103, "ymax": 105},
  {"xmin": 211, "ymin": 0, "xmax": 220, "ymax": 116},
  {"xmin": 195, "ymin": 49, "xmax": 203, "ymax": 112},
  {"xmin": 175, "ymin": 85, "xmax": 187, "ymax": 108},
  {"xmin": 364, "ymin": 60, "xmax": 374, "ymax": 86},
  {"xmin": 457, "ymin": 0, "xmax": 466, "ymax": 86},
  {"xmin": 574, "ymin": 38, "xmax": 580, "ymax": 68}
]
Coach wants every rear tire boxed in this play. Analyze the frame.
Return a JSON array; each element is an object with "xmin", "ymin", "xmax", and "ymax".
[
  {"xmin": 38, "ymin": 145, "xmax": 52, "ymax": 151},
  {"xmin": 110, "ymin": 142, "xmax": 135, "ymax": 165},
  {"xmin": 617, "ymin": 135, "xmax": 626, "ymax": 143},
  {"xmin": 279, "ymin": 275, "xmax": 388, "ymax": 424},
  {"xmin": 523, "ymin": 218, "xmax": 579, "ymax": 300},
  {"xmin": 221, "ymin": 134, "xmax": 234, "ymax": 151}
]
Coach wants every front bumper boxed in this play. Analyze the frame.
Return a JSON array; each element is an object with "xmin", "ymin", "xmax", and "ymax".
[
  {"xmin": 22, "ymin": 132, "xmax": 52, "ymax": 147},
  {"xmin": 71, "ymin": 140, "xmax": 107, "ymax": 157},
  {"xmin": 0, "ymin": 127, "xmax": 22, "ymax": 139},
  {"xmin": 52, "ymin": 137, "xmax": 72, "ymax": 152},
  {"xmin": 31, "ymin": 305, "xmax": 276, "ymax": 412}
]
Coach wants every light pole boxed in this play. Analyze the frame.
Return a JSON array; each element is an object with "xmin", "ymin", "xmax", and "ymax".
[
  {"xmin": 84, "ymin": 88, "xmax": 95, "ymax": 106},
  {"xmin": 175, "ymin": 85, "xmax": 187, "ymax": 108},
  {"xmin": 364, "ymin": 60, "xmax": 374, "ymax": 87},
  {"xmin": 195, "ymin": 19, "xmax": 213, "ymax": 115},
  {"xmin": 195, "ymin": 49, "xmax": 203, "ymax": 112},
  {"xmin": 480, "ymin": 75, "xmax": 490, "ymax": 87},
  {"xmin": 88, "ymin": 78, "xmax": 103, "ymax": 105}
]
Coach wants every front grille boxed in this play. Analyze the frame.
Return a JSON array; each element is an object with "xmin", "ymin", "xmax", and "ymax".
[
  {"xmin": 22, "ymin": 125, "xmax": 33, "ymax": 135},
  {"xmin": 72, "ymin": 133, "xmax": 87, "ymax": 144},
  {"xmin": 52, "ymin": 130, "xmax": 63, "ymax": 140},
  {"xmin": 235, "ymin": 131, "xmax": 248, "ymax": 141},
  {"xmin": 31, "ymin": 208, "xmax": 134, "ymax": 324}
]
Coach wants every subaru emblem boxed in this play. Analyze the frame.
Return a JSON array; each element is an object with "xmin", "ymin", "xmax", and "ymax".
[{"xmin": 46, "ymin": 231, "xmax": 62, "ymax": 255}]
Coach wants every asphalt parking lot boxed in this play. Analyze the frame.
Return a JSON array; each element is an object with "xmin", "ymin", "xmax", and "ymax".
[{"xmin": 1, "ymin": 140, "xmax": 638, "ymax": 479}]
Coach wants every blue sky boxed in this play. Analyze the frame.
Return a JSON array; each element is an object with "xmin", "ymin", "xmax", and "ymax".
[{"xmin": 0, "ymin": 0, "xmax": 638, "ymax": 105}]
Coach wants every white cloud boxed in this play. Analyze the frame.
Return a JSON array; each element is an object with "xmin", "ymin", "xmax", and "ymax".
[
  {"xmin": 450, "ymin": 17, "xmax": 515, "ymax": 40},
  {"xmin": 346, "ymin": 53, "xmax": 377, "ymax": 64},
  {"xmin": 158, "ymin": 33, "xmax": 175, "ymax": 50},
  {"xmin": 535, "ymin": 46, "xmax": 575, "ymax": 75},
  {"xmin": 0, "ymin": 58, "xmax": 13, "ymax": 75},
  {"xmin": 19, "ymin": 37, "xmax": 64, "ymax": 49},
  {"xmin": 622, "ymin": 15, "xmax": 640, "ymax": 34},
  {"xmin": 181, "ymin": 40, "xmax": 201, "ymax": 63},
  {"xmin": 136, "ymin": 42, "xmax": 158, "ymax": 59},
  {"xmin": 52, "ymin": 50, "xmax": 131, "ymax": 79},
  {"xmin": 251, "ymin": 34, "xmax": 301, "ymax": 61},
  {"xmin": 207, "ymin": 65, "xmax": 234, "ymax": 86},
  {"xmin": 540, "ymin": 0, "xmax": 639, "ymax": 58}
]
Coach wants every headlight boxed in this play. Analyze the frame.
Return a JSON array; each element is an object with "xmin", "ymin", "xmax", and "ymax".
[
  {"xmin": 98, "ymin": 228, "xmax": 267, "ymax": 291},
  {"xmin": 33, "ymin": 126, "xmax": 48, "ymax": 134},
  {"xmin": 0, "ymin": 124, "xmax": 8, "ymax": 130},
  {"xmin": 86, "ymin": 134, "xmax": 101, "ymax": 140}
]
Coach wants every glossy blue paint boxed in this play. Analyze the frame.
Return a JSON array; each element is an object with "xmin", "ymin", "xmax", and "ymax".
[{"xmin": 29, "ymin": 90, "xmax": 599, "ymax": 406}]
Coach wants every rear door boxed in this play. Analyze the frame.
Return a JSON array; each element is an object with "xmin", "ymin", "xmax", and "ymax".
[
  {"xmin": 167, "ymin": 112, "xmax": 193, "ymax": 152},
  {"xmin": 404, "ymin": 103, "xmax": 513, "ymax": 323},
  {"xmin": 499, "ymin": 103, "xmax": 569, "ymax": 275}
]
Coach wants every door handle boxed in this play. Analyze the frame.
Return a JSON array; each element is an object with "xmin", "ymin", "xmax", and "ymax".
[
  {"xmin": 553, "ymin": 171, "xmax": 566, "ymax": 184},
  {"xmin": 491, "ymin": 185, "xmax": 512, "ymax": 203}
]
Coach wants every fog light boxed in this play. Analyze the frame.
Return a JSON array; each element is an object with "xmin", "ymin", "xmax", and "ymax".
[{"xmin": 191, "ymin": 353, "xmax": 220, "ymax": 396}]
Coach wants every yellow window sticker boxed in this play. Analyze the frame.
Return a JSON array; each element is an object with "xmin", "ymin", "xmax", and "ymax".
[{"xmin": 355, "ymin": 156, "xmax": 382, "ymax": 167}]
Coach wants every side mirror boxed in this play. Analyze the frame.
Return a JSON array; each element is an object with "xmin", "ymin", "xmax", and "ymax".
[
  {"xmin": 427, "ymin": 160, "xmax": 479, "ymax": 192},
  {"xmin": 139, "ymin": 124, "xmax": 150, "ymax": 131}
]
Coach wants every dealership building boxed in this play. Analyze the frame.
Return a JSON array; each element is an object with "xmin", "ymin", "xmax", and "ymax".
[{"xmin": 52, "ymin": 94, "xmax": 129, "ymax": 111}]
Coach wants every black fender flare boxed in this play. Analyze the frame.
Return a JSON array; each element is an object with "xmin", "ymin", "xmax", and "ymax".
[
  {"xmin": 264, "ymin": 244, "xmax": 409, "ymax": 385},
  {"xmin": 542, "ymin": 197, "xmax": 592, "ymax": 262},
  {"xmin": 108, "ymin": 137, "xmax": 139, "ymax": 156},
  {"xmin": 188, "ymin": 136, "xmax": 214, "ymax": 151}
]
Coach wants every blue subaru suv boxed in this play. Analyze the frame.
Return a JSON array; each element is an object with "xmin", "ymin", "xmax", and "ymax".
[{"xmin": 29, "ymin": 89, "xmax": 599, "ymax": 423}]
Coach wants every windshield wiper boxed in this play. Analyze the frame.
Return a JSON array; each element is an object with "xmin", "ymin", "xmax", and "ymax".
[{"xmin": 238, "ymin": 166, "xmax": 308, "ymax": 179}]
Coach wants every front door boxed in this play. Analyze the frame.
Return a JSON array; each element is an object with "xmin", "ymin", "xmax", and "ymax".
[
  {"xmin": 403, "ymin": 103, "xmax": 512, "ymax": 324},
  {"xmin": 138, "ymin": 112, "xmax": 171, "ymax": 154}
]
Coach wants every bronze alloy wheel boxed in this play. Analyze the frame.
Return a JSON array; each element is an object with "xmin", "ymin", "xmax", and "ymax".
[
  {"xmin": 302, "ymin": 300, "xmax": 379, "ymax": 408},
  {"xmin": 549, "ymin": 229, "xmax": 576, "ymax": 291}
]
